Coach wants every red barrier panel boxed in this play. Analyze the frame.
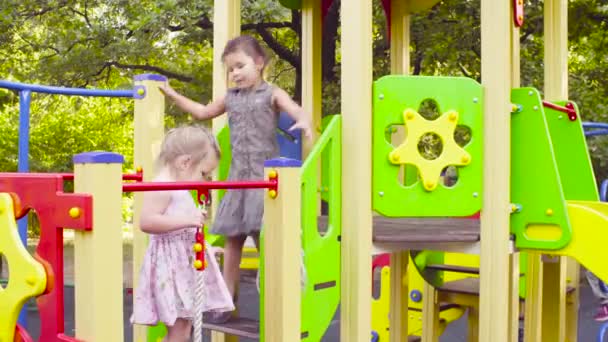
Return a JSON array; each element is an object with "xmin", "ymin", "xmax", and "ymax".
[{"xmin": 0, "ymin": 173, "xmax": 92, "ymax": 342}]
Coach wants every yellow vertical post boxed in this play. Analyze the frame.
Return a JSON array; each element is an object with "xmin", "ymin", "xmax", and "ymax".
[
  {"xmin": 301, "ymin": 0, "xmax": 322, "ymax": 158},
  {"xmin": 211, "ymin": 3, "xmax": 240, "ymax": 341},
  {"xmin": 421, "ymin": 281, "xmax": 440, "ymax": 342},
  {"xmin": 263, "ymin": 159, "xmax": 302, "ymax": 341},
  {"xmin": 542, "ymin": 0, "xmax": 572, "ymax": 340},
  {"xmin": 389, "ymin": 1, "xmax": 410, "ymax": 341},
  {"xmin": 524, "ymin": 253, "xmax": 544, "ymax": 342},
  {"xmin": 479, "ymin": 0, "xmax": 512, "ymax": 341},
  {"xmin": 508, "ymin": 253, "xmax": 520, "ymax": 342},
  {"xmin": 541, "ymin": 256, "xmax": 567, "ymax": 342},
  {"xmin": 509, "ymin": 6, "xmax": 521, "ymax": 342},
  {"xmin": 467, "ymin": 307, "xmax": 479, "ymax": 342},
  {"xmin": 212, "ymin": 0, "xmax": 241, "ymax": 134},
  {"xmin": 132, "ymin": 74, "xmax": 167, "ymax": 342},
  {"xmin": 340, "ymin": 0, "xmax": 373, "ymax": 341},
  {"xmin": 73, "ymin": 152, "xmax": 124, "ymax": 342}
]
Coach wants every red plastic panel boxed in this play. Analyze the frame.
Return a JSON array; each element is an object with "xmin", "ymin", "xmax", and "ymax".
[{"xmin": 0, "ymin": 173, "xmax": 91, "ymax": 342}]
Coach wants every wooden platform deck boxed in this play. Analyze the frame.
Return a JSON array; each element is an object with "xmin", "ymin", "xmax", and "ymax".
[
  {"xmin": 319, "ymin": 215, "xmax": 483, "ymax": 253},
  {"xmin": 203, "ymin": 317, "xmax": 260, "ymax": 339}
]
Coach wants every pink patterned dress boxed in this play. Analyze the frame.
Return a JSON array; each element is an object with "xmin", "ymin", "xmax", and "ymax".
[{"xmin": 131, "ymin": 179, "xmax": 234, "ymax": 327}]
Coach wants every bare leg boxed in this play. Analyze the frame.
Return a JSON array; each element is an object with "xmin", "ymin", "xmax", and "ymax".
[
  {"xmin": 164, "ymin": 318, "xmax": 192, "ymax": 342},
  {"xmin": 223, "ymin": 235, "xmax": 247, "ymax": 301},
  {"xmin": 252, "ymin": 232, "xmax": 260, "ymax": 251}
]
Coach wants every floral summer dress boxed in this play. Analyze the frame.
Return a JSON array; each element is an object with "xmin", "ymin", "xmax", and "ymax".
[{"xmin": 131, "ymin": 178, "xmax": 234, "ymax": 326}]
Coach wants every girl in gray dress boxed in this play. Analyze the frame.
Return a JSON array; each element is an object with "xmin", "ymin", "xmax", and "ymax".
[{"xmin": 160, "ymin": 35, "xmax": 312, "ymax": 322}]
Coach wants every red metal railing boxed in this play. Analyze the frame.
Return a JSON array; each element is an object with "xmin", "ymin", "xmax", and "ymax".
[
  {"xmin": 122, "ymin": 179, "xmax": 279, "ymax": 204},
  {"xmin": 60, "ymin": 172, "xmax": 143, "ymax": 182},
  {"xmin": 542, "ymin": 100, "xmax": 577, "ymax": 121}
]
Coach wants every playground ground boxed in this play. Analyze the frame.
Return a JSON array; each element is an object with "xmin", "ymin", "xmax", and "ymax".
[{"xmin": 8, "ymin": 243, "xmax": 607, "ymax": 341}]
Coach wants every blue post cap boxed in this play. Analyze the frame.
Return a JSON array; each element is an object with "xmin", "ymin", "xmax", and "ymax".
[
  {"xmin": 73, "ymin": 151, "xmax": 125, "ymax": 164},
  {"xmin": 264, "ymin": 157, "xmax": 302, "ymax": 168},
  {"xmin": 134, "ymin": 74, "xmax": 168, "ymax": 82}
]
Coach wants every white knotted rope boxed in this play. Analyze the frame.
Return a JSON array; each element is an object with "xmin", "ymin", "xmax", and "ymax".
[{"xmin": 193, "ymin": 266, "xmax": 204, "ymax": 342}]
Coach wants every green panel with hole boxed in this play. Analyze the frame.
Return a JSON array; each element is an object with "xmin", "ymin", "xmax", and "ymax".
[
  {"xmin": 260, "ymin": 115, "xmax": 342, "ymax": 341},
  {"xmin": 510, "ymin": 88, "xmax": 571, "ymax": 250},
  {"xmin": 544, "ymin": 101, "xmax": 599, "ymax": 202},
  {"xmin": 372, "ymin": 75, "xmax": 484, "ymax": 217}
]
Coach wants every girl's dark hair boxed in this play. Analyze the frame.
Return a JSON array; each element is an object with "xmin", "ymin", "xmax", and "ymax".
[{"xmin": 221, "ymin": 35, "xmax": 269, "ymax": 69}]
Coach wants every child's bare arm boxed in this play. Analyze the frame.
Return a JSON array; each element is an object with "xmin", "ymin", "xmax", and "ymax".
[
  {"xmin": 139, "ymin": 191, "xmax": 204, "ymax": 234},
  {"xmin": 271, "ymin": 87, "xmax": 313, "ymax": 139},
  {"xmin": 160, "ymin": 83, "xmax": 225, "ymax": 121}
]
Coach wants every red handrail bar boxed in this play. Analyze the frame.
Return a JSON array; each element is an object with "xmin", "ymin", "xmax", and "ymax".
[
  {"xmin": 122, "ymin": 180, "xmax": 276, "ymax": 192},
  {"xmin": 122, "ymin": 180, "xmax": 278, "ymax": 204},
  {"xmin": 542, "ymin": 100, "xmax": 577, "ymax": 121},
  {"xmin": 60, "ymin": 172, "xmax": 143, "ymax": 181}
]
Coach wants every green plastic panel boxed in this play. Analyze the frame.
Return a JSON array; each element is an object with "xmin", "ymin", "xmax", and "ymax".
[
  {"xmin": 372, "ymin": 75, "xmax": 484, "ymax": 217},
  {"xmin": 544, "ymin": 101, "xmax": 599, "ymax": 201},
  {"xmin": 510, "ymin": 88, "xmax": 571, "ymax": 250},
  {"xmin": 261, "ymin": 115, "xmax": 342, "ymax": 341}
]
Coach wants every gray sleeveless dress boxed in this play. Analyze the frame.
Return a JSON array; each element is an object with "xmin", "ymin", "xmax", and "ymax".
[{"xmin": 211, "ymin": 82, "xmax": 280, "ymax": 237}]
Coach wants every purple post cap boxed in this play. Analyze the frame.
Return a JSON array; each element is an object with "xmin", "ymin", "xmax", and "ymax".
[
  {"xmin": 73, "ymin": 151, "xmax": 125, "ymax": 164},
  {"xmin": 264, "ymin": 157, "xmax": 302, "ymax": 168},
  {"xmin": 134, "ymin": 74, "xmax": 168, "ymax": 82}
]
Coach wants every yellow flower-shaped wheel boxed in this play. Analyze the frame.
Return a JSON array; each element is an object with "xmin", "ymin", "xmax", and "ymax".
[
  {"xmin": 388, "ymin": 108, "xmax": 471, "ymax": 191},
  {"xmin": 0, "ymin": 193, "xmax": 46, "ymax": 342}
]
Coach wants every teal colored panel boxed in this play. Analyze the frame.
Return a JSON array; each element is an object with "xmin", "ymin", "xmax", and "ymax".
[
  {"xmin": 544, "ymin": 101, "xmax": 599, "ymax": 201},
  {"xmin": 510, "ymin": 88, "xmax": 571, "ymax": 250},
  {"xmin": 372, "ymin": 75, "xmax": 484, "ymax": 217}
]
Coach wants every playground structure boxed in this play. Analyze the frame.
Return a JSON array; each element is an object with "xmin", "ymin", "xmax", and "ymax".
[{"xmin": 2, "ymin": 0, "xmax": 608, "ymax": 342}]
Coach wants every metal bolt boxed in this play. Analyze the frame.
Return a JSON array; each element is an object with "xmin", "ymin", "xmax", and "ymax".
[
  {"xmin": 378, "ymin": 191, "xmax": 384, "ymax": 197},
  {"xmin": 528, "ymin": 90, "xmax": 534, "ymax": 96},
  {"xmin": 533, "ymin": 106, "xmax": 538, "ymax": 111},
  {"xmin": 473, "ymin": 192, "xmax": 479, "ymax": 198},
  {"xmin": 558, "ymin": 115, "xmax": 563, "ymax": 120},
  {"xmin": 379, "ymin": 94, "xmax": 384, "ymax": 100},
  {"xmin": 473, "ymin": 97, "xmax": 479, "ymax": 103}
]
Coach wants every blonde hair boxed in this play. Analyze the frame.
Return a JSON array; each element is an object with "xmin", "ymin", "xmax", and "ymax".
[{"xmin": 156, "ymin": 124, "xmax": 220, "ymax": 172}]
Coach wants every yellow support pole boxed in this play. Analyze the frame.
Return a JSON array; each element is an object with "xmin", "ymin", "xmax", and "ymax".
[
  {"xmin": 73, "ymin": 152, "xmax": 124, "ymax": 342},
  {"xmin": 467, "ymin": 307, "xmax": 479, "ymax": 342},
  {"xmin": 389, "ymin": 1, "xmax": 410, "ymax": 341},
  {"xmin": 509, "ymin": 5, "xmax": 521, "ymax": 341},
  {"xmin": 421, "ymin": 281, "xmax": 440, "ymax": 342},
  {"xmin": 263, "ymin": 159, "xmax": 302, "ymax": 341},
  {"xmin": 211, "ymin": 2, "xmax": 240, "ymax": 341},
  {"xmin": 542, "ymin": 0, "xmax": 573, "ymax": 340},
  {"xmin": 132, "ymin": 74, "xmax": 167, "ymax": 342},
  {"xmin": 541, "ymin": 256, "xmax": 567, "ymax": 342},
  {"xmin": 479, "ymin": 0, "xmax": 512, "ymax": 340},
  {"xmin": 524, "ymin": 253, "xmax": 543, "ymax": 342},
  {"xmin": 508, "ymin": 253, "xmax": 520, "ymax": 342},
  {"xmin": 212, "ymin": 0, "xmax": 241, "ymax": 134},
  {"xmin": 340, "ymin": 0, "xmax": 373, "ymax": 341},
  {"xmin": 301, "ymin": 0, "xmax": 322, "ymax": 158}
]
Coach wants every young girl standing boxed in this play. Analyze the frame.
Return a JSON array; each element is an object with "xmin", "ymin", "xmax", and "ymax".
[
  {"xmin": 131, "ymin": 125, "xmax": 234, "ymax": 341},
  {"xmin": 160, "ymin": 35, "xmax": 312, "ymax": 322}
]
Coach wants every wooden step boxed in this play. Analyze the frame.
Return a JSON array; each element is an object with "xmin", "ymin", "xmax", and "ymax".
[
  {"xmin": 426, "ymin": 264, "xmax": 480, "ymax": 275},
  {"xmin": 408, "ymin": 302, "xmax": 461, "ymax": 312},
  {"xmin": 318, "ymin": 216, "xmax": 481, "ymax": 243},
  {"xmin": 203, "ymin": 316, "xmax": 259, "ymax": 339},
  {"xmin": 372, "ymin": 217, "xmax": 480, "ymax": 243},
  {"xmin": 438, "ymin": 277, "xmax": 576, "ymax": 298}
]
